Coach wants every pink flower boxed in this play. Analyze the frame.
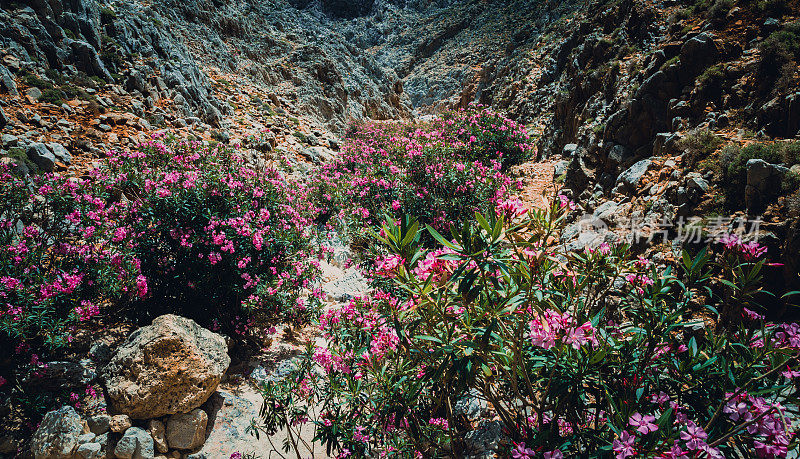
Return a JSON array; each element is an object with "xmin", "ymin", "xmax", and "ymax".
[
  {"xmin": 496, "ymin": 196, "xmax": 526, "ymax": 220},
  {"xmin": 512, "ymin": 443, "xmax": 536, "ymax": 458},
  {"xmin": 375, "ymin": 255, "xmax": 404, "ymax": 277},
  {"xmin": 679, "ymin": 421, "xmax": 708, "ymax": 450},
  {"xmin": 558, "ymin": 194, "xmax": 577, "ymax": 210},
  {"xmin": 650, "ymin": 391, "xmax": 669, "ymax": 405},
  {"xmin": 628, "ymin": 412, "xmax": 658, "ymax": 435},
  {"xmin": 612, "ymin": 431, "xmax": 636, "ymax": 458},
  {"xmin": 543, "ymin": 450, "xmax": 563, "ymax": 459}
]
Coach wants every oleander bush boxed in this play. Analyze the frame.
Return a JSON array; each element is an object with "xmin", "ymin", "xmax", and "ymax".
[
  {"xmin": 258, "ymin": 197, "xmax": 800, "ymax": 458},
  {"xmin": 0, "ymin": 166, "xmax": 143, "ymax": 353},
  {"xmin": 103, "ymin": 136, "xmax": 321, "ymax": 331},
  {"xmin": 312, "ymin": 106, "xmax": 535, "ymax": 245},
  {"xmin": 0, "ymin": 136, "xmax": 321, "ymax": 395}
]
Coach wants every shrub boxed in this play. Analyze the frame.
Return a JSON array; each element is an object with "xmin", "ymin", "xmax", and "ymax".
[
  {"xmin": 679, "ymin": 129, "xmax": 723, "ymax": 167},
  {"xmin": 312, "ymin": 106, "xmax": 534, "ymax": 245},
  {"xmin": 20, "ymin": 73, "xmax": 53, "ymax": 90},
  {"xmin": 101, "ymin": 136, "xmax": 322, "ymax": 330},
  {"xmin": 257, "ymin": 200, "xmax": 800, "ymax": 458},
  {"xmin": 38, "ymin": 88, "xmax": 64, "ymax": 105},
  {"xmin": 0, "ymin": 166, "xmax": 143, "ymax": 354},
  {"xmin": 714, "ymin": 141, "xmax": 800, "ymax": 208},
  {"xmin": 0, "ymin": 137, "xmax": 321, "ymax": 409},
  {"xmin": 759, "ymin": 22, "xmax": 800, "ymax": 82}
]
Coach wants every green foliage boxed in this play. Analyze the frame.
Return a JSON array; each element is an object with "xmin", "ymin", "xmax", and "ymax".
[
  {"xmin": 759, "ymin": 22, "xmax": 800, "ymax": 86},
  {"xmin": 697, "ymin": 63, "xmax": 724, "ymax": 88},
  {"xmin": 21, "ymin": 73, "xmax": 53, "ymax": 90},
  {"xmin": 660, "ymin": 56, "xmax": 680, "ymax": 71},
  {"xmin": 311, "ymin": 106, "xmax": 534, "ymax": 249},
  {"xmin": 756, "ymin": 0, "xmax": 792, "ymax": 16},
  {"xmin": 0, "ymin": 139, "xmax": 322, "ymax": 413},
  {"xmin": 99, "ymin": 6, "xmax": 117, "ymax": 23},
  {"xmin": 292, "ymin": 130, "xmax": 308, "ymax": 143},
  {"xmin": 679, "ymin": 129, "xmax": 723, "ymax": 167},
  {"xmin": 38, "ymin": 88, "xmax": 64, "ymax": 105}
]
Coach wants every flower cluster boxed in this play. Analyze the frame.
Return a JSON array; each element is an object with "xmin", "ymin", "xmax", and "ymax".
[
  {"xmin": 720, "ymin": 233, "xmax": 768, "ymax": 261},
  {"xmin": 100, "ymin": 138, "xmax": 322, "ymax": 329},
  {"xmin": 528, "ymin": 309, "xmax": 598, "ymax": 350}
]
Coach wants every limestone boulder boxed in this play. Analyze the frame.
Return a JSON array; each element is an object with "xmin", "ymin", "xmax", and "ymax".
[{"xmin": 103, "ymin": 315, "xmax": 230, "ymax": 419}]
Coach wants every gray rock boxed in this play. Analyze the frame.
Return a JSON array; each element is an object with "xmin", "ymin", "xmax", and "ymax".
[
  {"xmin": 0, "ymin": 106, "xmax": 7, "ymax": 128},
  {"xmin": 21, "ymin": 360, "xmax": 95, "ymax": 391},
  {"xmin": 68, "ymin": 40, "xmax": 112, "ymax": 81},
  {"xmin": 594, "ymin": 200, "xmax": 620, "ymax": 222},
  {"xmin": 608, "ymin": 143, "xmax": 636, "ymax": 168},
  {"xmin": 453, "ymin": 389, "xmax": 488, "ymax": 420},
  {"xmin": 618, "ymin": 159, "xmax": 652, "ymax": 191},
  {"xmin": 685, "ymin": 173, "xmax": 710, "ymax": 203},
  {"xmin": 75, "ymin": 442, "xmax": 103, "ymax": 459},
  {"xmin": 87, "ymin": 414, "xmax": 111, "ymax": 435},
  {"xmin": 77, "ymin": 433, "xmax": 96, "ymax": 444},
  {"xmin": 88, "ymin": 341, "xmax": 113, "ymax": 364},
  {"xmin": 166, "ymin": 408, "xmax": 208, "ymax": 450},
  {"xmin": 114, "ymin": 427, "xmax": 154, "ymax": 459},
  {"xmin": 464, "ymin": 420, "xmax": 505, "ymax": 456},
  {"xmin": 148, "ymin": 419, "xmax": 168, "ymax": 454},
  {"xmin": 31, "ymin": 406, "xmax": 82, "ymax": 459},
  {"xmin": 46, "ymin": 142, "xmax": 72, "ymax": 165},
  {"xmin": 27, "ymin": 143, "xmax": 56, "ymax": 172},
  {"xmin": 564, "ymin": 155, "xmax": 590, "ymax": 192},
  {"xmin": 103, "ymin": 315, "xmax": 230, "ymax": 419},
  {"xmin": 0, "ymin": 65, "xmax": 17, "ymax": 96},
  {"xmin": 562, "ymin": 143, "xmax": 579, "ymax": 156},
  {"xmin": 679, "ymin": 33, "xmax": 719, "ymax": 75},
  {"xmin": 553, "ymin": 160, "xmax": 569, "ymax": 176},
  {"xmin": 1, "ymin": 134, "xmax": 18, "ymax": 147},
  {"xmin": 26, "ymin": 87, "xmax": 43, "ymax": 102},
  {"xmin": 745, "ymin": 159, "xmax": 788, "ymax": 213},
  {"xmin": 300, "ymin": 146, "xmax": 335, "ymax": 164}
]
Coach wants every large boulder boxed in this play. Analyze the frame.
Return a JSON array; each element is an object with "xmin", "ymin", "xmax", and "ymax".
[
  {"xmin": 31, "ymin": 406, "xmax": 83, "ymax": 459},
  {"xmin": 103, "ymin": 315, "xmax": 230, "ymax": 419},
  {"xmin": 27, "ymin": 143, "xmax": 57, "ymax": 172},
  {"xmin": 745, "ymin": 159, "xmax": 788, "ymax": 214},
  {"xmin": 617, "ymin": 159, "xmax": 652, "ymax": 191},
  {"xmin": 0, "ymin": 64, "xmax": 17, "ymax": 95},
  {"xmin": 679, "ymin": 33, "xmax": 719, "ymax": 75}
]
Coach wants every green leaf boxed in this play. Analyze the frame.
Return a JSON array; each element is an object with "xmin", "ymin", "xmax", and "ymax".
[
  {"xmin": 475, "ymin": 212, "xmax": 492, "ymax": 233},
  {"xmin": 426, "ymin": 225, "xmax": 459, "ymax": 250}
]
